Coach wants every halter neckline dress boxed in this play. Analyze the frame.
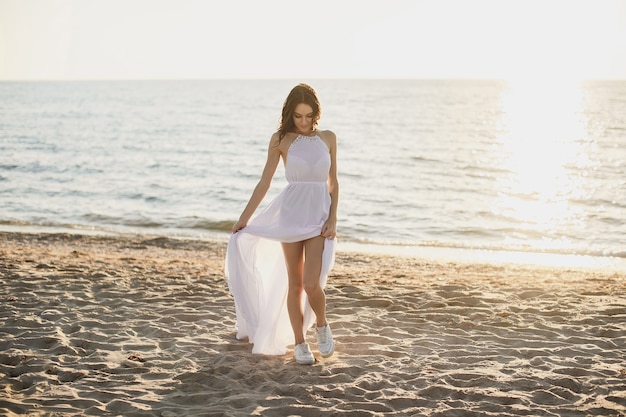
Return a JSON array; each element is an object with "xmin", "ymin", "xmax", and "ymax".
[{"xmin": 225, "ymin": 134, "xmax": 336, "ymax": 355}]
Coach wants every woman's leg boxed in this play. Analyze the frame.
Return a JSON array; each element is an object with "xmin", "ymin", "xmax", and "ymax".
[
  {"xmin": 303, "ymin": 236, "xmax": 334, "ymax": 357},
  {"xmin": 282, "ymin": 236, "xmax": 328, "ymax": 343},
  {"xmin": 303, "ymin": 236, "xmax": 327, "ymax": 327},
  {"xmin": 281, "ymin": 241, "xmax": 306, "ymax": 345}
]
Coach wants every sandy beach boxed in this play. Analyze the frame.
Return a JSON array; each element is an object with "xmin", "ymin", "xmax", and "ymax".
[{"xmin": 0, "ymin": 231, "xmax": 624, "ymax": 416}]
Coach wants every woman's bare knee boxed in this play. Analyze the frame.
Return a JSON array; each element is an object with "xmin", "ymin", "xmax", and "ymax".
[
  {"xmin": 289, "ymin": 281, "xmax": 304, "ymax": 295},
  {"xmin": 303, "ymin": 279, "xmax": 321, "ymax": 295}
]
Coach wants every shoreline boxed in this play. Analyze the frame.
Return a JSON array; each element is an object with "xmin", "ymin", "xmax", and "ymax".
[{"xmin": 2, "ymin": 224, "xmax": 624, "ymax": 273}]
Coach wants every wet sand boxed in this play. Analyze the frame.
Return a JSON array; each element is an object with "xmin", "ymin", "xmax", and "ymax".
[{"xmin": 1, "ymin": 231, "xmax": 625, "ymax": 416}]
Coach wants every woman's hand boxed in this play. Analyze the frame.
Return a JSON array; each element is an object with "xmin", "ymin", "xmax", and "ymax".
[
  {"xmin": 321, "ymin": 219, "xmax": 336, "ymax": 240},
  {"xmin": 231, "ymin": 219, "xmax": 248, "ymax": 234}
]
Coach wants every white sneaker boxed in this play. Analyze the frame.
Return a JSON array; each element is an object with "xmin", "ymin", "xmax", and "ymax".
[
  {"xmin": 316, "ymin": 324, "xmax": 335, "ymax": 358},
  {"xmin": 294, "ymin": 342, "xmax": 315, "ymax": 365}
]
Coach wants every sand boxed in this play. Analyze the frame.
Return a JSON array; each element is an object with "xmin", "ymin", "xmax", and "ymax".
[{"xmin": 0, "ymin": 231, "xmax": 625, "ymax": 417}]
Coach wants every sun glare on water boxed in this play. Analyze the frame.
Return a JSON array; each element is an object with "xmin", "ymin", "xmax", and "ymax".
[{"xmin": 493, "ymin": 77, "xmax": 593, "ymax": 254}]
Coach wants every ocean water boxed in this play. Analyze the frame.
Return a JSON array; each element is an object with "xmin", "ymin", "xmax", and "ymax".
[{"xmin": 1, "ymin": 79, "xmax": 625, "ymax": 267}]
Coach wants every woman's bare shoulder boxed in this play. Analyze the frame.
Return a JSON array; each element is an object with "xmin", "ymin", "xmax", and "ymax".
[
  {"xmin": 317, "ymin": 130, "xmax": 337, "ymax": 145},
  {"xmin": 269, "ymin": 131, "xmax": 294, "ymax": 142},
  {"xmin": 280, "ymin": 131, "xmax": 300, "ymax": 142},
  {"xmin": 270, "ymin": 131, "xmax": 298, "ymax": 153}
]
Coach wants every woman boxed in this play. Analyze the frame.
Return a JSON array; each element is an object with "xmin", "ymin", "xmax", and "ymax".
[{"xmin": 226, "ymin": 83, "xmax": 338, "ymax": 365}]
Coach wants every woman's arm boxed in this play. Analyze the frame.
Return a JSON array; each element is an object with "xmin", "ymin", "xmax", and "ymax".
[
  {"xmin": 321, "ymin": 131, "xmax": 338, "ymax": 240},
  {"xmin": 231, "ymin": 134, "xmax": 282, "ymax": 233}
]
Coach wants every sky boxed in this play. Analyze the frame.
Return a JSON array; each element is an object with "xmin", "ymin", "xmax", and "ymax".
[{"xmin": 1, "ymin": 0, "xmax": 626, "ymax": 81}]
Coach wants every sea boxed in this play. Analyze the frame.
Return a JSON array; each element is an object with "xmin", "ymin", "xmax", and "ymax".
[{"xmin": 1, "ymin": 79, "xmax": 625, "ymax": 269}]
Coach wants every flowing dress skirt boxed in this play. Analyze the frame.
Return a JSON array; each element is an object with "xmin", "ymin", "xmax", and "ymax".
[{"xmin": 225, "ymin": 136, "xmax": 336, "ymax": 355}]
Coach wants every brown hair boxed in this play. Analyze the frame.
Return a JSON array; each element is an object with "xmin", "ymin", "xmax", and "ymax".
[{"xmin": 278, "ymin": 83, "xmax": 321, "ymax": 142}]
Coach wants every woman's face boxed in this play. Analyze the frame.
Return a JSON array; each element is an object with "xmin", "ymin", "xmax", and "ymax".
[{"xmin": 293, "ymin": 103, "xmax": 315, "ymax": 135}]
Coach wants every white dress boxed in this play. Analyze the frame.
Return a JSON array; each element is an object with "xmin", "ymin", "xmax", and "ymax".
[{"xmin": 225, "ymin": 135, "xmax": 336, "ymax": 355}]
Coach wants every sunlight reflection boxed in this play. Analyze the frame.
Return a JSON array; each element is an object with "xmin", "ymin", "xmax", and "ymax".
[{"xmin": 494, "ymin": 78, "xmax": 591, "ymax": 246}]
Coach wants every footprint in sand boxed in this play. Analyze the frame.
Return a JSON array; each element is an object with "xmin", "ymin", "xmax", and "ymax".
[
  {"xmin": 122, "ymin": 353, "xmax": 147, "ymax": 368},
  {"xmin": 40, "ymin": 310, "xmax": 64, "ymax": 320}
]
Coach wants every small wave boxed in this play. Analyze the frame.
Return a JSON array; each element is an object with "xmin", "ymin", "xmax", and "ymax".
[
  {"xmin": 82, "ymin": 213, "xmax": 164, "ymax": 228},
  {"xmin": 176, "ymin": 218, "xmax": 234, "ymax": 232},
  {"xmin": 0, "ymin": 217, "xmax": 235, "ymax": 238},
  {"xmin": 411, "ymin": 155, "xmax": 444, "ymax": 164},
  {"xmin": 0, "ymin": 164, "xmax": 19, "ymax": 170},
  {"xmin": 0, "ymin": 219, "xmax": 116, "ymax": 235},
  {"xmin": 572, "ymin": 198, "xmax": 626, "ymax": 210},
  {"xmin": 119, "ymin": 192, "xmax": 166, "ymax": 203},
  {"xmin": 0, "ymin": 220, "xmax": 34, "ymax": 227},
  {"xmin": 338, "ymin": 171, "xmax": 365, "ymax": 179},
  {"xmin": 461, "ymin": 164, "xmax": 513, "ymax": 176},
  {"xmin": 342, "ymin": 236, "xmax": 626, "ymax": 259},
  {"xmin": 3, "ymin": 215, "xmax": 236, "ymax": 235}
]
